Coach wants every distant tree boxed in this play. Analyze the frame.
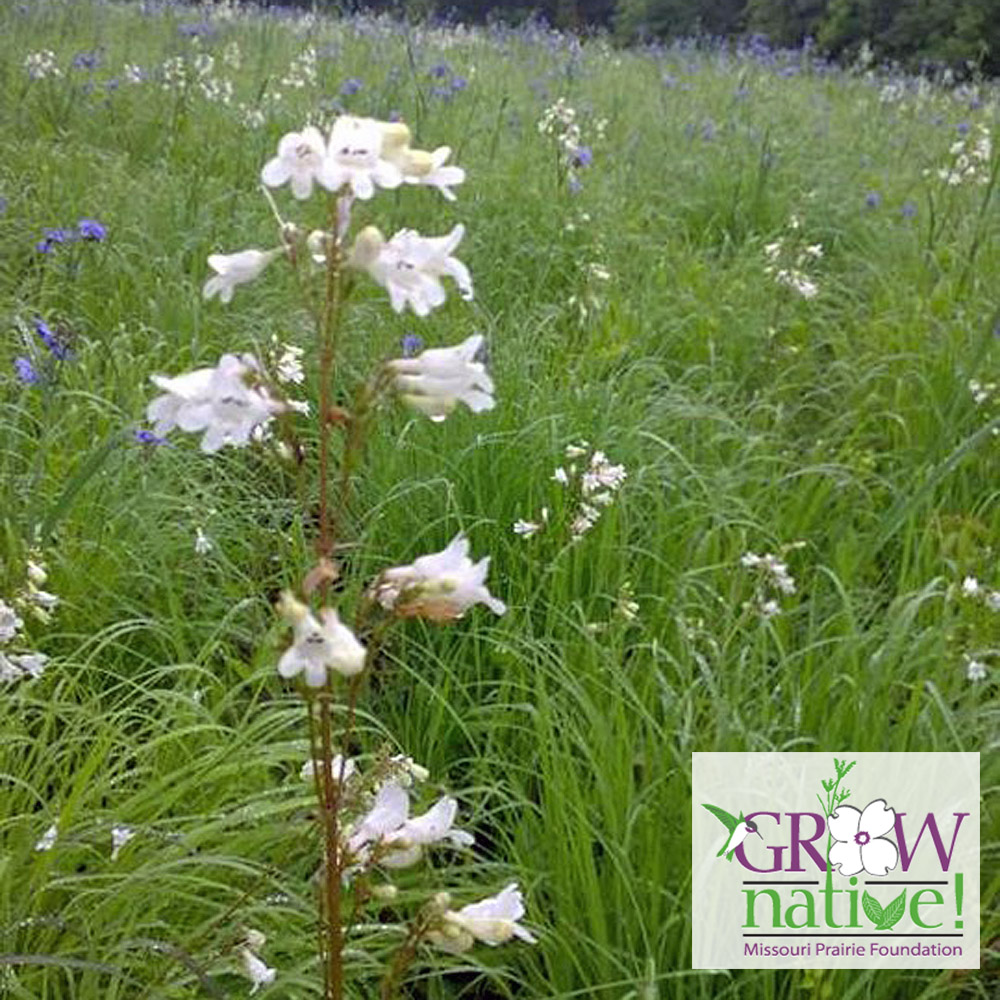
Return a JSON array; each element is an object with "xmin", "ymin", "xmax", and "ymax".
[{"xmin": 744, "ymin": 0, "xmax": 829, "ymax": 46}]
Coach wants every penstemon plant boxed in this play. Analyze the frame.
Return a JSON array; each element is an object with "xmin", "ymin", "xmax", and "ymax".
[{"xmin": 145, "ymin": 113, "xmax": 534, "ymax": 998}]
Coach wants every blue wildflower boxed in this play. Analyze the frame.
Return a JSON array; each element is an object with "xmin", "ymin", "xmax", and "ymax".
[
  {"xmin": 451, "ymin": 75, "xmax": 468, "ymax": 91},
  {"xmin": 865, "ymin": 191, "xmax": 882, "ymax": 210},
  {"xmin": 78, "ymin": 218, "xmax": 107, "ymax": 241},
  {"xmin": 429, "ymin": 62, "xmax": 449, "ymax": 79},
  {"xmin": 401, "ymin": 334, "xmax": 424, "ymax": 357},
  {"xmin": 570, "ymin": 145, "xmax": 593, "ymax": 169},
  {"xmin": 34, "ymin": 318, "xmax": 71, "ymax": 360},
  {"xmin": 340, "ymin": 77, "xmax": 363, "ymax": 97},
  {"xmin": 72, "ymin": 51, "xmax": 100, "ymax": 71},
  {"xmin": 901, "ymin": 200, "xmax": 917, "ymax": 219},
  {"xmin": 35, "ymin": 227, "xmax": 75, "ymax": 254},
  {"xmin": 388, "ymin": 109, "xmax": 402, "ymax": 122},
  {"xmin": 134, "ymin": 428, "xmax": 169, "ymax": 446},
  {"xmin": 957, "ymin": 121, "xmax": 970, "ymax": 136},
  {"xmin": 14, "ymin": 357, "xmax": 41, "ymax": 385}
]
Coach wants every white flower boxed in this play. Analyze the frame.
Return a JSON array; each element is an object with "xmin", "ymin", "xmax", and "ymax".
[
  {"xmin": 428, "ymin": 883, "xmax": 537, "ymax": 954},
  {"xmin": 147, "ymin": 354, "xmax": 285, "ymax": 453},
  {"xmin": 966, "ymin": 659, "xmax": 988, "ymax": 682},
  {"xmin": 961, "ymin": 576, "xmax": 981, "ymax": 597},
  {"xmin": 203, "ymin": 249, "xmax": 279, "ymax": 304},
  {"xmin": 378, "ymin": 122, "xmax": 466, "ymax": 200},
  {"xmin": 194, "ymin": 528, "xmax": 214, "ymax": 555},
  {"xmin": 381, "ymin": 796, "xmax": 474, "ymax": 867},
  {"xmin": 987, "ymin": 591, "xmax": 1000, "ymax": 612},
  {"xmin": 513, "ymin": 519, "xmax": 541, "ymax": 537},
  {"xmin": 274, "ymin": 343, "xmax": 304, "ymax": 385},
  {"xmin": 111, "ymin": 825, "xmax": 136, "ymax": 861},
  {"xmin": 828, "ymin": 799, "xmax": 898, "ymax": 877},
  {"xmin": 388, "ymin": 334, "xmax": 494, "ymax": 422},
  {"xmin": 276, "ymin": 592, "xmax": 366, "ymax": 686},
  {"xmin": 346, "ymin": 781, "xmax": 409, "ymax": 856},
  {"xmin": 552, "ymin": 467, "xmax": 569, "ymax": 485},
  {"xmin": 349, "ymin": 224, "xmax": 472, "ymax": 317},
  {"xmin": 389, "ymin": 754, "xmax": 430, "ymax": 786},
  {"xmin": 261, "ymin": 126, "xmax": 328, "ymax": 199},
  {"xmin": 373, "ymin": 534, "xmax": 506, "ymax": 622},
  {"xmin": 0, "ymin": 651, "xmax": 48, "ymax": 683},
  {"xmin": 300, "ymin": 754, "xmax": 357, "ymax": 784},
  {"xmin": 321, "ymin": 115, "xmax": 402, "ymax": 200},
  {"xmin": 239, "ymin": 947, "xmax": 276, "ymax": 995},
  {"xmin": 346, "ymin": 783, "xmax": 472, "ymax": 868},
  {"xmin": 26, "ymin": 561, "xmax": 47, "ymax": 587},
  {"xmin": 34, "ymin": 823, "xmax": 58, "ymax": 852},
  {"xmin": 0, "ymin": 601, "xmax": 23, "ymax": 643},
  {"xmin": 581, "ymin": 451, "xmax": 626, "ymax": 494}
]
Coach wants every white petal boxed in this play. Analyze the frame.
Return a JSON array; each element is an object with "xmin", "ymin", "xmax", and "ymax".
[
  {"xmin": 858, "ymin": 799, "xmax": 895, "ymax": 840},
  {"xmin": 829, "ymin": 840, "xmax": 864, "ymax": 877},
  {"xmin": 860, "ymin": 837, "xmax": 898, "ymax": 876},
  {"xmin": 827, "ymin": 806, "xmax": 861, "ymax": 843}
]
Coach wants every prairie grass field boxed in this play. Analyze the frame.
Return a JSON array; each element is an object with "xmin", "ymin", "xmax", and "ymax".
[{"xmin": 0, "ymin": 1, "xmax": 998, "ymax": 998}]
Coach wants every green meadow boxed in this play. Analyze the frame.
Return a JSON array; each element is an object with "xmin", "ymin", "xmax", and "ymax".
[{"xmin": 0, "ymin": 1, "xmax": 997, "ymax": 997}]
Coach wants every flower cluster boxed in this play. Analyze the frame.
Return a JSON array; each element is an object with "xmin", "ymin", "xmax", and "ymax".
[
  {"xmin": 763, "ymin": 227, "xmax": 822, "ymax": 300},
  {"xmin": 145, "ymin": 353, "xmax": 287, "ymax": 453},
  {"xmin": 0, "ymin": 557, "xmax": 58, "ymax": 685},
  {"xmin": 24, "ymin": 50, "xmax": 62, "ymax": 80},
  {"xmin": 261, "ymin": 115, "xmax": 463, "ymax": 202},
  {"xmin": 933, "ymin": 124, "xmax": 992, "ymax": 186},
  {"xmin": 238, "ymin": 929, "xmax": 276, "ymax": 995},
  {"xmin": 740, "ymin": 546, "xmax": 801, "ymax": 618},
  {"xmin": 537, "ymin": 98, "xmax": 605, "ymax": 191},
  {"xmin": 545, "ymin": 443, "xmax": 627, "ymax": 539},
  {"xmin": 35, "ymin": 218, "xmax": 107, "ymax": 253}
]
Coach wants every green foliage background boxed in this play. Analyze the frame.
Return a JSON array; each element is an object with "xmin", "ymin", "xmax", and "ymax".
[{"xmin": 0, "ymin": 0, "xmax": 998, "ymax": 997}]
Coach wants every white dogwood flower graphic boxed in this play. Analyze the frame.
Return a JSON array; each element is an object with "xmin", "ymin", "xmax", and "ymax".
[{"xmin": 828, "ymin": 798, "xmax": 898, "ymax": 877}]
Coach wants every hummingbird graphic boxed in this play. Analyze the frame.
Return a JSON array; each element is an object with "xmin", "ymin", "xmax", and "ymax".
[{"xmin": 702, "ymin": 803, "xmax": 763, "ymax": 861}]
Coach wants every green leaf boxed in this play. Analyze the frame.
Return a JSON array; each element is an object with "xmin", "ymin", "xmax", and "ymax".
[
  {"xmin": 862, "ymin": 891, "xmax": 884, "ymax": 926},
  {"xmin": 875, "ymin": 889, "xmax": 907, "ymax": 930}
]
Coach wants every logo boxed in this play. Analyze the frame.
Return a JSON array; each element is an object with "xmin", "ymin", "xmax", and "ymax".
[{"xmin": 692, "ymin": 753, "xmax": 980, "ymax": 969}]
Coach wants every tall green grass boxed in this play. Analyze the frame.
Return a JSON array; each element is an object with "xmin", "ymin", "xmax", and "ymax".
[{"xmin": 0, "ymin": 1, "xmax": 997, "ymax": 997}]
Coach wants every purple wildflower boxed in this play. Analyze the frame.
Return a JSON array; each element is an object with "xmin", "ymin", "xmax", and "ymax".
[
  {"xmin": 451, "ymin": 75, "xmax": 468, "ymax": 91},
  {"xmin": 901, "ymin": 200, "xmax": 917, "ymax": 219},
  {"xmin": 400, "ymin": 333, "xmax": 424, "ymax": 357},
  {"xmin": 340, "ymin": 77, "xmax": 363, "ymax": 97},
  {"xmin": 34, "ymin": 319, "xmax": 71, "ymax": 360},
  {"xmin": 134, "ymin": 428, "xmax": 169, "ymax": 446},
  {"xmin": 570, "ymin": 145, "xmax": 593, "ymax": 169},
  {"xmin": 73, "ymin": 51, "xmax": 100, "ymax": 71},
  {"xmin": 14, "ymin": 357, "xmax": 41, "ymax": 385},
  {"xmin": 865, "ymin": 191, "xmax": 882, "ymax": 210},
  {"xmin": 429, "ymin": 62, "xmax": 449, "ymax": 79},
  {"xmin": 78, "ymin": 218, "xmax": 106, "ymax": 241}
]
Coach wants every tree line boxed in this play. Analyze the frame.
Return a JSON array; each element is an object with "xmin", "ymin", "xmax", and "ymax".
[{"xmin": 322, "ymin": 0, "xmax": 1000, "ymax": 75}]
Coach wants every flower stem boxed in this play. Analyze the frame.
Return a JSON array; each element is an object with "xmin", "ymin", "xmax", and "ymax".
[{"xmin": 317, "ymin": 689, "xmax": 343, "ymax": 1000}]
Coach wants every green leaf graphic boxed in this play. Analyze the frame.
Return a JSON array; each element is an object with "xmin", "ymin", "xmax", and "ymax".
[
  {"xmin": 874, "ymin": 889, "xmax": 907, "ymax": 930},
  {"xmin": 862, "ymin": 891, "xmax": 884, "ymax": 926}
]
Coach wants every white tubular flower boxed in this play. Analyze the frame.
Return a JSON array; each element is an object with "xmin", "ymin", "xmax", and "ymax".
[
  {"xmin": 0, "ymin": 652, "xmax": 48, "ymax": 683},
  {"xmin": 276, "ymin": 593, "xmax": 366, "ymax": 686},
  {"xmin": 373, "ymin": 534, "xmax": 506, "ymax": 622},
  {"xmin": 428, "ymin": 883, "xmax": 537, "ymax": 954},
  {"xmin": 378, "ymin": 122, "xmax": 465, "ymax": 201},
  {"xmin": 203, "ymin": 249, "xmax": 280, "ymax": 304},
  {"xmin": 301, "ymin": 754, "xmax": 357, "ymax": 784},
  {"xmin": 110, "ymin": 825, "xmax": 136, "ymax": 862},
  {"xmin": 146, "ymin": 354, "xmax": 285, "ymax": 454},
  {"xmin": 34, "ymin": 823, "xmax": 58, "ymax": 852},
  {"xmin": 381, "ymin": 796, "xmax": 474, "ymax": 868},
  {"xmin": 0, "ymin": 601, "xmax": 23, "ymax": 643},
  {"xmin": 388, "ymin": 334, "xmax": 494, "ymax": 422},
  {"xmin": 346, "ymin": 781, "xmax": 410, "ymax": 856},
  {"xmin": 239, "ymin": 947, "xmax": 276, "ymax": 995},
  {"xmin": 321, "ymin": 115, "xmax": 402, "ymax": 200},
  {"xmin": 348, "ymin": 224, "xmax": 472, "ymax": 317},
  {"xmin": 261, "ymin": 126, "xmax": 328, "ymax": 199}
]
